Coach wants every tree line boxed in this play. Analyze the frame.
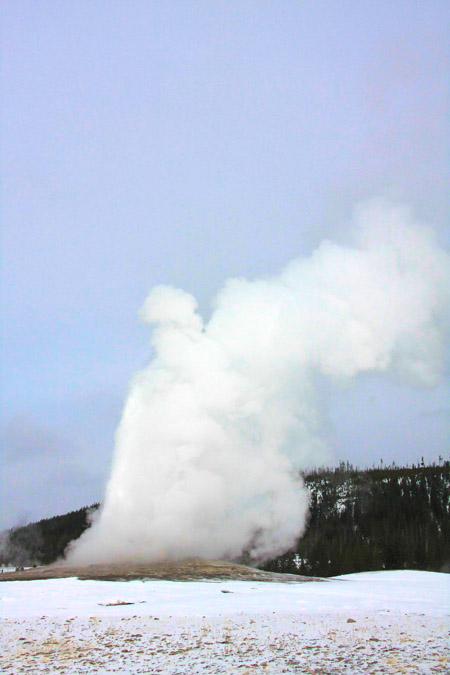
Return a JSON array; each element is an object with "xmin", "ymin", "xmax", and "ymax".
[
  {"xmin": 262, "ymin": 461, "xmax": 450, "ymax": 576},
  {"xmin": 1, "ymin": 461, "xmax": 449, "ymax": 575},
  {"xmin": 0, "ymin": 504, "xmax": 99, "ymax": 567}
]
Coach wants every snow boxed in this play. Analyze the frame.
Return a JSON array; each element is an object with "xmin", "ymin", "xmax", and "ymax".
[{"xmin": 1, "ymin": 570, "xmax": 449, "ymax": 673}]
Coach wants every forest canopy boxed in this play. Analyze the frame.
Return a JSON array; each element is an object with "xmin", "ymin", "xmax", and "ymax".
[{"xmin": 1, "ymin": 461, "xmax": 449, "ymax": 576}]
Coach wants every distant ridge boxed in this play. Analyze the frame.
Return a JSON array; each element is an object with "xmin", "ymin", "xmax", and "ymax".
[{"xmin": 2, "ymin": 462, "xmax": 449, "ymax": 576}]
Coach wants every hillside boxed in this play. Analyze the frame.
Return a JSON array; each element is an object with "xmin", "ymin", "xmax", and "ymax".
[
  {"xmin": 0, "ymin": 504, "xmax": 99, "ymax": 567},
  {"xmin": 1, "ymin": 462, "xmax": 449, "ymax": 575},
  {"xmin": 262, "ymin": 461, "xmax": 450, "ymax": 576}
]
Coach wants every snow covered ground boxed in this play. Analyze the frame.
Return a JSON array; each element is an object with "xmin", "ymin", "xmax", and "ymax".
[{"xmin": 1, "ymin": 570, "xmax": 449, "ymax": 673}]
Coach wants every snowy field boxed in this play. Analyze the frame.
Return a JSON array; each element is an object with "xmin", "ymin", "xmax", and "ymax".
[{"xmin": 1, "ymin": 570, "xmax": 449, "ymax": 674}]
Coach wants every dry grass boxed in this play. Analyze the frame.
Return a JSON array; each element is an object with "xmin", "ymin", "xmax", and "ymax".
[{"xmin": 0, "ymin": 558, "xmax": 324, "ymax": 583}]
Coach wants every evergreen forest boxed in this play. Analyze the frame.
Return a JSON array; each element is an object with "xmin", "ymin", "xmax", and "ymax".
[
  {"xmin": 1, "ymin": 462, "xmax": 449, "ymax": 576},
  {"xmin": 1, "ymin": 505, "xmax": 99, "ymax": 567},
  {"xmin": 262, "ymin": 461, "xmax": 450, "ymax": 576}
]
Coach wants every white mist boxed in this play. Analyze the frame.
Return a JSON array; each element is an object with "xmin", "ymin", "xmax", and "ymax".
[{"xmin": 68, "ymin": 200, "xmax": 450, "ymax": 563}]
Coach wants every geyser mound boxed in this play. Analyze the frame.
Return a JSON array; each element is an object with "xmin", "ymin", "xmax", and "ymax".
[
  {"xmin": 0, "ymin": 558, "xmax": 323, "ymax": 583},
  {"xmin": 67, "ymin": 200, "xmax": 450, "ymax": 565}
]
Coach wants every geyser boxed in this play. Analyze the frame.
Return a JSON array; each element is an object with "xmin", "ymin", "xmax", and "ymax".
[{"xmin": 68, "ymin": 200, "xmax": 450, "ymax": 564}]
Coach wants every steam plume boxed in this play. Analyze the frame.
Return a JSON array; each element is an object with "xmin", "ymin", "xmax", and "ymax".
[{"xmin": 68, "ymin": 200, "xmax": 449, "ymax": 563}]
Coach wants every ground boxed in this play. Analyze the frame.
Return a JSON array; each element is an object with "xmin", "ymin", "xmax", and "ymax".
[
  {"xmin": 1, "ymin": 569, "xmax": 449, "ymax": 674},
  {"xmin": 0, "ymin": 558, "xmax": 322, "ymax": 583}
]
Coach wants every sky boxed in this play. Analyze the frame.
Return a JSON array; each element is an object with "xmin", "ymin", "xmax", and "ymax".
[{"xmin": 1, "ymin": 1, "xmax": 449, "ymax": 530}]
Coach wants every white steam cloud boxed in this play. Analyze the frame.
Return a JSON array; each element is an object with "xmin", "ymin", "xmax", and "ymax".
[{"xmin": 68, "ymin": 201, "xmax": 450, "ymax": 564}]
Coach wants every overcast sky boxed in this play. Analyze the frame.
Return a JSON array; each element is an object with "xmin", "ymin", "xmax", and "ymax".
[{"xmin": 1, "ymin": 1, "xmax": 449, "ymax": 530}]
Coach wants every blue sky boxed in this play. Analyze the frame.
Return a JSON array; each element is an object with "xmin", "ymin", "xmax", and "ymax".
[{"xmin": 1, "ymin": 1, "xmax": 449, "ymax": 529}]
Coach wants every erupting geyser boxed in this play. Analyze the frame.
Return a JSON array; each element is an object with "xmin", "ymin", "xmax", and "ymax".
[{"xmin": 67, "ymin": 200, "xmax": 450, "ymax": 564}]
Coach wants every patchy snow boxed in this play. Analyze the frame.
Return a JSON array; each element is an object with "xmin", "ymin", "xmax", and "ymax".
[{"xmin": 1, "ymin": 570, "xmax": 449, "ymax": 673}]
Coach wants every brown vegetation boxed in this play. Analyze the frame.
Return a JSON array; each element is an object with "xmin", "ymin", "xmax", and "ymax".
[{"xmin": 0, "ymin": 558, "xmax": 324, "ymax": 582}]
